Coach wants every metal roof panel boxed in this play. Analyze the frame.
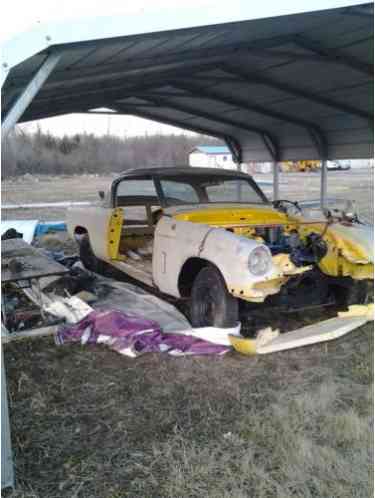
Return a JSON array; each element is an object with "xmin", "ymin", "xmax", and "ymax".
[{"xmin": 1, "ymin": 1, "xmax": 373, "ymax": 161}]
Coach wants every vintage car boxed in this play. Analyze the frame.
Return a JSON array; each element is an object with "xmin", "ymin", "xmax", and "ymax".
[{"xmin": 66, "ymin": 167, "xmax": 373, "ymax": 328}]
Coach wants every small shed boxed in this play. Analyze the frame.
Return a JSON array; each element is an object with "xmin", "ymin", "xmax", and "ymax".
[
  {"xmin": 189, "ymin": 145, "xmax": 237, "ymax": 170},
  {"xmin": 189, "ymin": 145, "xmax": 274, "ymax": 173}
]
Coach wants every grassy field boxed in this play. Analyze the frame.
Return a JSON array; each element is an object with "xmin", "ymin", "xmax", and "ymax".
[
  {"xmin": 2, "ymin": 169, "xmax": 374, "ymax": 498},
  {"xmin": 2, "ymin": 169, "xmax": 373, "ymax": 221}
]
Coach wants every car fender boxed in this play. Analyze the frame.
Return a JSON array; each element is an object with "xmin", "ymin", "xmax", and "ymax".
[
  {"xmin": 66, "ymin": 206, "xmax": 117, "ymax": 261},
  {"xmin": 153, "ymin": 216, "xmax": 212, "ymax": 296},
  {"xmin": 153, "ymin": 216, "xmax": 282, "ymax": 298},
  {"xmin": 327, "ymin": 223, "xmax": 373, "ymax": 263},
  {"xmin": 317, "ymin": 222, "xmax": 374, "ymax": 279}
]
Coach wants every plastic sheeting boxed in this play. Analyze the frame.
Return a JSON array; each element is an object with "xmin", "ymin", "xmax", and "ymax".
[
  {"xmin": 34, "ymin": 221, "xmax": 67, "ymax": 237},
  {"xmin": 171, "ymin": 323, "xmax": 241, "ymax": 346},
  {"xmin": 91, "ymin": 277, "xmax": 192, "ymax": 334},
  {"xmin": 1, "ymin": 219, "xmax": 39, "ymax": 244},
  {"xmin": 1, "ymin": 220, "xmax": 67, "ymax": 243},
  {"xmin": 56, "ymin": 310, "xmax": 232, "ymax": 357}
]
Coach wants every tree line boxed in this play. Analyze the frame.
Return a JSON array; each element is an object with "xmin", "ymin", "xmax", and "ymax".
[{"xmin": 1, "ymin": 127, "xmax": 221, "ymax": 177}]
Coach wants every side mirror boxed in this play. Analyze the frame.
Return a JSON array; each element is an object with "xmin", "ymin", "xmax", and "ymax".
[{"xmin": 98, "ymin": 190, "xmax": 105, "ymax": 200}]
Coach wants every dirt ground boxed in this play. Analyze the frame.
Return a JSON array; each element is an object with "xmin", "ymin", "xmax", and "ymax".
[
  {"xmin": 2, "ymin": 169, "xmax": 373, "ymax": 221},
  {"xmin": 2, "ymin": 169, "xmax": 374, "ymax": 498}
]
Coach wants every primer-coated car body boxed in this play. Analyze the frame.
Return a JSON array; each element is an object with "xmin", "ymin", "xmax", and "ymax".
[{"xmin": 66, "ymin": 167, "xmax": 373, "ymax": 306}]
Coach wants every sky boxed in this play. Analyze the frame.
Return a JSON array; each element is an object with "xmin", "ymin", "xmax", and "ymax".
[{"xmin": 1, "ymin": 0, "xmax": 214, "ymax": 137}]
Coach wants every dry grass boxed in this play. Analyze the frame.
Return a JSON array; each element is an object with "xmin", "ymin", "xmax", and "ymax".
[{"xmin": 3, "ymin": 324, "xmax": 373, "ymax": 498}]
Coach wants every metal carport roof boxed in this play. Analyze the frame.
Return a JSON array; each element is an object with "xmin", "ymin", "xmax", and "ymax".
[{"xmin": 1, "ymin": 1, "xmax": 373, "ymax": 168}]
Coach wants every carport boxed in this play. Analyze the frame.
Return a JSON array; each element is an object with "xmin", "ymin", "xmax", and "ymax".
[
  {"xmin": 1, "ymin": 3, "xmax": 374, "ymax": 490},
  {"xmin": 1, "ymin": 1, "xmax": 373, "ymax": 207}
]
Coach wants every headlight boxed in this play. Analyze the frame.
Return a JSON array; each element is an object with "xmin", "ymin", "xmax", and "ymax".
[{"xmin": 248, "ymin": 245, "xmax": 272, "ymax": 276}]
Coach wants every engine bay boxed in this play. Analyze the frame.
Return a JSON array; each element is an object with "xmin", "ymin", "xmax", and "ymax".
[{"xmin": 228, "ymin": 224, "xmax": 328, "ymax": 268}]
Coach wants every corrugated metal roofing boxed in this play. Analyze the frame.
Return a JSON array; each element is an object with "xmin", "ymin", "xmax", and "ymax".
[
  {"xmin": 192, "ymin": 146, "xmax": 230, "ymax": 154},
  {"xmin": 1, "ymin": 1, "xmax": 373, "ymax": 162}
]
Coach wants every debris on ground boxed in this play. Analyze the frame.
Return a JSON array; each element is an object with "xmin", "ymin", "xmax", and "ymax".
[
  {"xmin": 34, "ymin": 221, "xmax": 67, "ymax": 237},
  {"xmin": 1, "ymin": 228, "xmax": 23, "ymax": 241},
  {"xmin": 229, "ymin": 327, "xmax": 280, "ymax": 355},
  {"xmin": 230, "ymin": 306, "xmax": 374, "ymax": 355},
  {"xmin": 174, "ymin": 322, "xmax": 241, "ymax": 346},
  {"xmin": 73, "ymin": 289, "xmax": 98, "ymax": 303},
  {"xmin": 56, "ymin": 310, "xmax": 231, "ymax": 357},
  {"xmin": 2, "ymin": 284, "xmax": 56, "ymax": 333},
  {"xmin": 33, "ymin": 231, "xmax": 78, "ymax": 255},
  {"xmin": 44, "ymin": 296, "xmax": 93, "ymax": 324},
  {"xmin": 1, "ymin": 238, "xmax": 69, "ymax": 337},
  {"xmin": 338, "ymin": 303, "xmax": 374, "ymax": 319},
  {"xmin": 2, "ymin": 225, "xmax": 372, "ymax": 355},
  {"xmin": 1, "ymin": 220, "xmax": 39, "ymax": 244},
  {"xmin": 1, "ymin": 219, "xmax": 67, "ymax": 244}
]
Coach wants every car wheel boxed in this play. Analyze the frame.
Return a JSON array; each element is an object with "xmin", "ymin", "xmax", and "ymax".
[
  {"xmin": 79, "ymin": 234, "xmax": 104, "ymax": 273},
  {"xmin": 190, "ymin": 265, "xmax": 239, "ymax": 328}
]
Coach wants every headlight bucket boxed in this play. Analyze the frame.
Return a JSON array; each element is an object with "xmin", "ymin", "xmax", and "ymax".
[{"xmin": 248, "ymin": 245, "xmax": 272, "ymax": 276}]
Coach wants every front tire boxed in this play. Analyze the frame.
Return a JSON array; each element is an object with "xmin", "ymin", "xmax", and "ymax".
[{"xmin": 190, "ymin": 265, "xmax": 239, "ymax": 328}]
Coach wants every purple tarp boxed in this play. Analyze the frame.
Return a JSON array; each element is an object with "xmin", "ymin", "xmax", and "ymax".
[{"xmin": 56, "ymin": 310, "xmax": 230, "ymax": 357}]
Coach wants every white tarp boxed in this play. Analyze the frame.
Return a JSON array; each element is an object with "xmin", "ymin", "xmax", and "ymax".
[{"xmin": 1, "ymin": 219, "xmax": 39, "ymax": 244}]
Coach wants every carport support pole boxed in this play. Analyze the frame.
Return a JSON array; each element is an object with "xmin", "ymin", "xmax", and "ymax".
[
  {"xmin": 320, "ymin": 159, "xmax": 328, "ymax": 209},
  {"xmin": 236, "ymin": 162, "xmax": 242, "ymax": 199},
  {"xmin": 1, "ymin": 53, "xmax": 61, "ymax": 138},
  {"xmin": 273, "ymin": 161, "xmax": 279, "ymax": 200}
]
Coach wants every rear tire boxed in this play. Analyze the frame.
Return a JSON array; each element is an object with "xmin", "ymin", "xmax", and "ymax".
[{"xmin": 190, "ymin": 265, "xmax": 239, "ymax": 328}]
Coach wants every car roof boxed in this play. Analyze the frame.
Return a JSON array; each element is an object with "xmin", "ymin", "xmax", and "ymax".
[{"xmin": 117, "ymin": 166, "xmax": 252, "ymax": 180}]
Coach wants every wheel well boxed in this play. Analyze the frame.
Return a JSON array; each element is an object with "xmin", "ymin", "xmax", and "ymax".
[
  {"xmin": 178, "ymin": 257, "xmax": 212, "ymax": 297},
  {"xmin": 74, "ymin": 226, "xmax": 88, "ymax": 235}
]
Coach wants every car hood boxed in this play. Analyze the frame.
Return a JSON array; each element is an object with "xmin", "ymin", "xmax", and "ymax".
[{"xmin": 165, "ymin": 203, "xmax": 288, "ymax": 225}]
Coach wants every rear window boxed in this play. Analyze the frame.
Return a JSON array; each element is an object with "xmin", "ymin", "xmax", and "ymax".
[
  {"xmin": 116, "ymin": 179, "xmax": 157, "ymax": 198},
  {"xmin": 160, "ymin": 180, "xmax": 200, "ymax": 204},
  {"xmin": 159, "ymin": 175, "xmax": 266, "ymax": 206},
  {"xmin": 205, "ymin": 179, "xmax": 263, "ymax": 203}
]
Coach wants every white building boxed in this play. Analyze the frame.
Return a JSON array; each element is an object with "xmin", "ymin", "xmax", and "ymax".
[
  {"xmin": 345, "ymin": 159, "xmax": 374, "ymax": 169},
  {"xmin": 189, "ymin": 146, "xmax": 237, "ymax": 170},
  {"xmin": 189, "ymin": 145, "xmax": 272, "ymax": 173}
]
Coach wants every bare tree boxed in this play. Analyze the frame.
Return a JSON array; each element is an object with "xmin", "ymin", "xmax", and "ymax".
[{"xmin": 1, "ymin": 128, "xmax": 221, "ymax": 177}]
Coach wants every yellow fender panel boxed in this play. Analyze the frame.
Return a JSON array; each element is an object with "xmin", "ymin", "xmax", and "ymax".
[
  {"xmin": 298, "ymin": 223, "xmax": 374, "ymax": 280},
  {"xmin": 229, "ymin": 327, "xmax": 280, "ymax": 355},
  {"xmin": 338, "ymin": 304, "xmax": 374, "ymax": 320},
  {"xmin": 229, "ymin": 334, "xmax": 257, "ymax": 355}
]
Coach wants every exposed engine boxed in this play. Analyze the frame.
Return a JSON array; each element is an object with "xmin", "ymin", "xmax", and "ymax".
[
  {"xmin": 237, "ymin": 225, "xmax": 331, "ymax": 311},
  {"xmin": 251, "ymin": 226, "xmax": 328, "ymax": 267}
]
